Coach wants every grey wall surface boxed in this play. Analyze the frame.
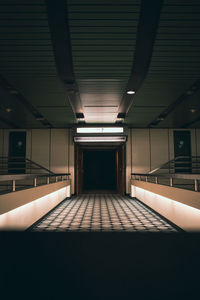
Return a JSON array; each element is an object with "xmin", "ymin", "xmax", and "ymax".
[
  {"xmin": 1, "ymin": 127, "xmax": 200, "ymax": 196},
  {"xmin": 126, "ymin": 128, "xmax": 200, "ymax": 194},
  {"xmin": 0, "ymin": 128, "xmax": 75, "ymax": 193}
]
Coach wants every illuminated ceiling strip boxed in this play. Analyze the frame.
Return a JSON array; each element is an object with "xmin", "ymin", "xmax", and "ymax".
[
  {"xmin": 76, "ymin": 127, "xmax": 124, "ymax": 134},
  {"xmin": 74, "ymin": 136, "xmax": 126, "ymax": 142}
]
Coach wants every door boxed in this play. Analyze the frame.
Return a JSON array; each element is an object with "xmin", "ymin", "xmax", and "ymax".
[
  {"xmin": 76, "ymin": 145, "xmax": 84, "ymax": 195},
  {"xmin": 8, "ymin": 131, "xmax": 26, "ymax": 174},
  {"xmin": 83, "ymin": 149, "xmax": 116, "ymax": 191},
  {"xmin": 173, "ymin": 130, "xmax": 191, "ymax": 173},
  {"xmin": 116, "ymin": 145, "xmax": 125, "ymax": 195}
]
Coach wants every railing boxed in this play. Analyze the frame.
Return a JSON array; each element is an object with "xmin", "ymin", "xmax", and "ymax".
[
  {"xmin": 131, "ymin": 172, "xmax": 200, "ymax": 192},
  {"xmin": 0, "ymin": 173, "xmax": 71, "ymax": 194},
  {"xmin": 149, "ymin": 156, "xmax": 200, "ymax": 175},
  {"xmin": 0, "ymin": 156, "xmax": 54, "ymax": 175}
]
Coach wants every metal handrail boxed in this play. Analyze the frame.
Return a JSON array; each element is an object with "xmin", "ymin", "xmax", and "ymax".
[
  {"xmin": 131, "ymin": 172, "xmax": 200, "ymax": 192},
  {"xmin": 149, "ymin": 156, "xmax": 200, "ymax": 175},
  {"xmin": 0, "ymin": 156, "xmax": 54, "ymax": 175},
  {"xmin": 0, "ymin": 173, "xmax": 71, "ymax": 193}
]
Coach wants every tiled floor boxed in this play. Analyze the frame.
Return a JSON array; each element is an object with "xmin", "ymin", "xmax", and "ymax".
[{"xmin": 32, "ymin": 193, "xmax": 177, "ymax": 232}]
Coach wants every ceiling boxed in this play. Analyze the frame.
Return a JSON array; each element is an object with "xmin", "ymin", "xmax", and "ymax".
[{"xmin": 0, "ymin": 0, "xmax": 200, "ymax": 128}]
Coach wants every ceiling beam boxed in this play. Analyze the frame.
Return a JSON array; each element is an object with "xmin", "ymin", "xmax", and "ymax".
[
  {"xmin": 0, "ymin": 75, "xmax": 52, "ymax": 128},
  {"xmin": 117, "ymin": 0, "xmax": 163, "ymax": 121},
  {"xmin": 148, "ymin": 79, "xmax": 200, "ymax": 127},
  {"xmin": 45, "ymin": 0, "xmax": 84, "ymax": 122}
]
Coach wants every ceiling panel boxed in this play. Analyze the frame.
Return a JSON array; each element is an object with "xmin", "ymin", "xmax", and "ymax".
[
  {"xmin": 126, "ymin": 0, "xmax": 200, "ymax": 128},
  {"xmin": 0, "ymin": 0, "xmax": 75, "ymax": 128},
  {"xmin": 68, "ymin": 0, "xmax": 140, "ymax": 123}
]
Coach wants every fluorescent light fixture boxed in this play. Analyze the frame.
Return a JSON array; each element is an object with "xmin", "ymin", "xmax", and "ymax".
[
  {"xmin": 74, "ymin": 136, "xmax": 126, "ymax": 142},
  {"xmin": 77, "ymin": 127, "xmax": 123, "ymax": 134},
  {"xmin": 127, "ymin": 90, "xmax": 135, "ymax": 95}
]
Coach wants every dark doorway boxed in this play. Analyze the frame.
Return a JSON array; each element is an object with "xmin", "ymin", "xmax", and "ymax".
[
  {"xmin": 76, "ymin": 144, "xmax": 125, "ymax": 195},
  {"xmin": 173, "ymin": 130, "xmax": 191, "ymax": 173},
  {"xmin": 83, "ymin": 150, "xmax": 116, "ymax": 191},
  {"xmin": 8, "ymin": 131, "xmax": 26, "ymax": 174}
]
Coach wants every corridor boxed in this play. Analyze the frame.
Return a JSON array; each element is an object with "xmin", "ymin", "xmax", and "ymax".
[{"xmin": 32, "ymin": 194, "xmax": 177, "ymax": 232}]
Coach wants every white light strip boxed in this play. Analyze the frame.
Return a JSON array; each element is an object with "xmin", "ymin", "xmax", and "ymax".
[
  {"xmin": 74, "ymin": 136, "xmax": 126, "ymax": 142},
  {"xmin": 0, "ymin": 186, "xmax": 70, "ymax": 230},
  {"xmin": 131, "ymin": 185, "xmax": 200, "ymax": 231},
  {"xmin": 77, "ymin": 127, "xmax": 123, "ymax": 133}
]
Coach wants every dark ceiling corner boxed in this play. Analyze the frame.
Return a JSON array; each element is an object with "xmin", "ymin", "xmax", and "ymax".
[
  {"xmin": 148, "ymin": 79, "xmax": 200, "ymax": 127},
  {"xmin": 117, "ymin": 0, "xmax": 163, "ymax": 120},
  {"xmin": 45, "ymin": 0, "xmax": 84, "ymax": 121},
  {"xmin": 0, "ymin": 113, "xmax": 19, "ymax": 128},
  {"xmin": 0, "ymin": 75, "xmax": 52, "ymax": 128}
]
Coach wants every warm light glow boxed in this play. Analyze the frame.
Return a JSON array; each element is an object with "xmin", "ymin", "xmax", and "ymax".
[
  {"xmin": 127, "ymin": 90, "xmax": 135, "ymax": 95},
  {"xmin": 131, "ymin": 184, "xmax": 200, "ymax": 231},
  {"xmin": 77, "ymin": 127, "xmax": 123, "ymax": 133},
  {"xmin": 74, "ymin": 136, "xmax": 126, "ymax": 142},
  {"xmin": 0, "ymin": 186, "xmax": 70, "ymax": 230}
]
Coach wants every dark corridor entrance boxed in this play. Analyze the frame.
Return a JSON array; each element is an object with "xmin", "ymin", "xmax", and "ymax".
[
  {"xmin": 76, "ymin": 144, "xmax": 125, "ymax": 195},
  {"xmin": 83, "ymin": 150, "xmax": 116, "ymax": 190}
]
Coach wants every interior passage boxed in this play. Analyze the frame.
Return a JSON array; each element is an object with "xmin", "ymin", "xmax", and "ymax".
[{"xmin": 32, "ymin": 194, "xmax": 177, "ymax": 232}]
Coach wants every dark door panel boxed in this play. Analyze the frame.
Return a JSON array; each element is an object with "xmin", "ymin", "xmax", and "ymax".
[
  {"xmin": 173, "ymin": 131, "xmax": 191, "ymax": 173},
  {"xmin": 8, "ymin": 132, "xmax": 26, "ymax": 174}
]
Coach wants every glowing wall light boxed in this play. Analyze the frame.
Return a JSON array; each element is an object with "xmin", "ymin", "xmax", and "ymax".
[
  {"xmin": 74, "ymin": 136, "xmax": 126, "ymax": 143},
  {"xmin": 131, "ymin": 184, "xmax": 200, "ymax": 231},
  {"xmin": 76, "ymin": 127, "xmax": 124, "ymax": 134}
]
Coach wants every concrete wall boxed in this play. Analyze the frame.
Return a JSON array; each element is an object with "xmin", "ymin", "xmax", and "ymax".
[
  {"xmin": 0, "ymin": 129, "xmax": 75, "ymax": 193},
  {"xmin": 126, "ymin": 128, "xmax": 200, "ymax": 194}
]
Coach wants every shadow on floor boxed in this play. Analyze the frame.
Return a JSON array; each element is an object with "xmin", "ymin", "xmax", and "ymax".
[{"xmin": 0, "ymin": 231, "xmax": 200, "ymax": 299}]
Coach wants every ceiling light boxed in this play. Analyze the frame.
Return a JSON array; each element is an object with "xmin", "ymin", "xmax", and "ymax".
[
  {"xmin": 74, "ymin": 136, "xmax": 126, "ymax": 143},
  {"xmin": 6, "ymin": 108, "xmax": 12, "ymax": 113},
  {"xmin": 127, "ymin": 90, "xmax": 135, "ymax": 95},
  {"xmin": 190, "ymin": 108, "xmax": 196, "ymax": 113},
  {"xmin": 76, "ymin": 113, "xmax": 84, "ymax": 119},
  {"xmin": 9, "ymin": 90, "xmax": 18, "ymax": 95},
  {"xmin": 36, "ymin": 115, "xmax": 45, "ymax": 121},
  {"xmin": 186, "ymin": 90, "xmax": 194, "ymax": 96},
  {"xmin": 157, "ymin": 117, "xmax": 165, "ymax": 121},
  {"xmin": 76, "ymin": 127, "xmax": 123, "ymax": 134}
]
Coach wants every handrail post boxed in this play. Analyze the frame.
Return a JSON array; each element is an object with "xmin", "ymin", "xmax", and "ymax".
[
  {"xmin": 170, "ymin": 176, "xmax": 173, "ymax": 187},
  {"xmin": 145, "ymin": 176, "xmax": 148, "ymax": 182},
  {"xmin": 155, "ymin": 177, "xmax": 158, "ymax": 184},
  {"xmin": 194, "ymin": 179, "xmax": 198, "ymax": 192},
  {"xmin": 47, "ymin": 177, "xmax": 49, "ymax": 184},
  {"xmin": 34, "ymin": 177, "xmax": 37, "ymax": 187},
  {"xmin": 55, "ymin": 176, "xmax": 58, "ymax": 182},
  {"xmin": 12, "ymin": 180, "xmax": 15, "ymax": 192}
]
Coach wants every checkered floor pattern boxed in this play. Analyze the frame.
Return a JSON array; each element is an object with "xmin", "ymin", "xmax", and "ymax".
[{"xmin": 32, "ymin": 194, "xmax": 177, "ymax": 232}]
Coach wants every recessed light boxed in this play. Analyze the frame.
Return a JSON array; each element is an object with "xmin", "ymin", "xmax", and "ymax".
[
  {"xmin": 157, "ymin": 117, "xmax": 165, "ymax": 121},
  {"xmin": 190, "ymin": 108, "xmax": 196, "ymax": 113},
  {"xmin": 36, "ymin": 115, "xmax": 45, "ymax": 121},
  {"xmin": 9, "ymin": 90, "xmax": 18, "ymax": 95},
  {"xmin": 127, "ymin": 90, "xmax": 135, "ymax": 95},
  {"xmin": 186, "ymin": 90, "xmax": 194, "ymax": 96},
  {"xmin": 77, "ymin": 127, "xmax": 124, "ymax": 134},
  {"xmin": 74, "ymin": 136, "xmax": 126, "ymax": 143},
  {"xmin": 6, "ymin": 108, "xmax": 12, "ymax": 113}
]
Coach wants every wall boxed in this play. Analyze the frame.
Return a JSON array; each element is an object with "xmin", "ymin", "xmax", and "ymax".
[
  {"xmin": 0, "ymin": 129, "xmax": 75, "ymax": 194},
  {"xmin": 0, "ymin": 181, "xmax": 70, "ymax": 230},
  {"xmin": 131, "ymin": 180, "xmax": 200, "ymax": 231},
  {"xmin": 126, "ymin": 128, "xmax": 200, "ymax": 194}
]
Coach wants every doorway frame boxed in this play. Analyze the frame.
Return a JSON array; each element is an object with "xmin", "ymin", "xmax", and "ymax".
[{"xmin": 75, "ymin": 143, "xmax": 125, "ymax": 195}]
